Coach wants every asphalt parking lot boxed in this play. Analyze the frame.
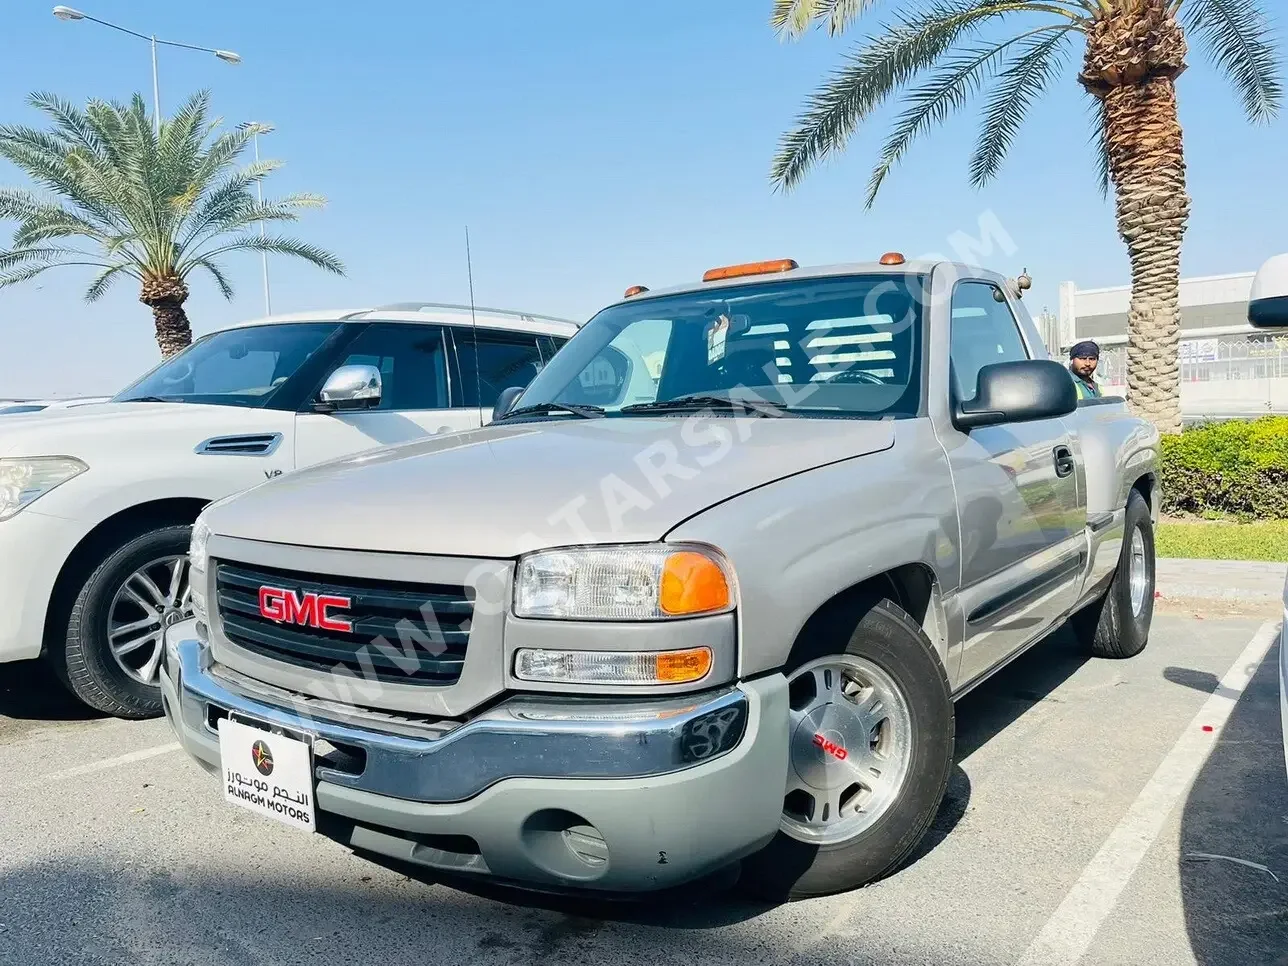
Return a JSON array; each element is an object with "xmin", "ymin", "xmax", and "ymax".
[{"xmin": 2, "ymin": 603, "xmax": 1285, "ymax": 966}]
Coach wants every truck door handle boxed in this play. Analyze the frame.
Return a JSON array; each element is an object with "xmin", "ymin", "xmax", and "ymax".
[{"xmin": 1053, "ymin": 445, "xmax": 1075, "ymax": 478}]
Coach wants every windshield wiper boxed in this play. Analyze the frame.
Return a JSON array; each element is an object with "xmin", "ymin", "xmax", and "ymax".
[
  {"xmin": 499, "ymin": 401, "xmax": 605, "ymax": 420},
  {"xmin": 119, "ymin": 395, "xmax": 181, "ymax": 403},
  {"xmin": 620, "ymin": 394, "xmax": 794, "ymax": 417}
]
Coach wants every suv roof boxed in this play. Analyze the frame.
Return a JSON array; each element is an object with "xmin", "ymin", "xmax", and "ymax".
[{"xmin": 215, "ymin": 302, "xmax": 582, "ymax": 337}]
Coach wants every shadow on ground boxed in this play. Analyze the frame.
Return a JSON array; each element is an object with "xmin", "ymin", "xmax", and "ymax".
[
  {"xmin": 1180, "ymin": 636, "xmax": 1288, "ymax": 966},
  {"xmin": 0, "ymin": 856, "xmax": 1008, "ymax": 966},
  {"xmin": 0, "ymin": 658, "xmax": 104, "ymax": 723}
]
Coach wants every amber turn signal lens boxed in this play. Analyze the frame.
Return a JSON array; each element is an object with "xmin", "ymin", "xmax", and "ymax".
[
  {"xmin": 659, "ymin": 551, "xmax": 730, "ymax": 616},
  {"xmin": 624, "ymin": 284, "xmax": 649, "ymax": 297},
  {"xmin": 655, "ymin": 647, "xmax": 713, "ymax": 683},
  {"xmin": 879, "ymin": 252, "xmax": 906, "ymax": 266},
  {"xmin": 702, "ymin": 258, "xmax": 799, "ymax": 283}
]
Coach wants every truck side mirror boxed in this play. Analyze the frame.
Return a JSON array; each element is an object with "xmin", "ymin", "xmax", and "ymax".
[
  {"xmin": 1249, "ymin": 254, "xmax": 1288, "ymax": 328},
  {"xmin": 492, "ymin": 385, "xmax": 525, "ymax": 422},
  {"xmin": 316, "ymin": 364, "xmax": 382, "ymax": 412},
  {"xmin": 955, "ymin": 359, "xmax": 1077, "ymax": 431}
]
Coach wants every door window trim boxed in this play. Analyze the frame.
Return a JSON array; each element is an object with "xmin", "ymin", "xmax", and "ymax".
[{"xmin": 946, "ymin": 277, "xmax": 1033, "ymax": 408}]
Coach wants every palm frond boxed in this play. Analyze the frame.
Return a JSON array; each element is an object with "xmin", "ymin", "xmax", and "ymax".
[
  {"xmin": 188, "ymin": 256, "xmax": 236, "ymax": 300},
  {"xmin": 1087, "ymin": 92, "xmax": 1110, "ymax": 197},
  {"xmin": 770, "ymin": 0, "xmax": 1080, "ymax": 192},
  {"xmin": 968, "ymin": 26, "xmax": 1073, "ymax": 187},
  {"xmin": 773, "ymin": 0, "xmax": 883, "ymax": 39},
  {"xmin": 84, "ymin": 262, "xmax": 139, "ymax": 302},
  {"xmin": 1182, "ymin": 0, "xmax": 1283, "ymax": 123},
  {"xmin": 868, "ymin": 30, "xmax": 1068, "ymax": 206},
  {"xmin": 182, "ymin": 233, "xmax": 345, "ymax": 276}
]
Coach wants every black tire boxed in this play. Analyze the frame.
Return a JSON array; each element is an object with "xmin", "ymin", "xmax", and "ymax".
[
  {"xmin": 738, "ymin": 597, "xmax": 955, "ymax": 901},
  {"xmin": 46, "ymin": 524, "xmax": 192, "ymax": 720},
  {"xmin": 1072, "ymin": 490, "xmax": 1155, "ymax": 660}
]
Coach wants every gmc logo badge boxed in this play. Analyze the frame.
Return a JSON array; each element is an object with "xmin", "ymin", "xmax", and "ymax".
[
  {"xmin": 258, "ymin": 586, "xmax": 353, "ymax": 633},
  {"xmin": 813, "ymin": 733, "xmax": 848, "ymax": 761}
]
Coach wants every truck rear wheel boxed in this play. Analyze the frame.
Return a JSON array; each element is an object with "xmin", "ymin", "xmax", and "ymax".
[
  {"xmin": 739, "ymin": 597, "xmax": 954, "ymax": 901},
  {"xmin": 1072, "ymin": 489, "xmax": 1154, "ymax": 660},
  {"xmin": 47, "ymin": 524, "xmax": 194, "ymax": 720}
]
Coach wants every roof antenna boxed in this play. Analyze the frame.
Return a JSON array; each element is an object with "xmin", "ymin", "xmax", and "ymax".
[{"xmin": 465, "ymin": 226, "xmax": 482, "ymax": 417}]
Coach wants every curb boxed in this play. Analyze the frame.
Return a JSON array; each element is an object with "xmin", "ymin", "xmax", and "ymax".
[{"xmin": 1156, "ymin": 558, "xmax": 1287, "ymax": 602}]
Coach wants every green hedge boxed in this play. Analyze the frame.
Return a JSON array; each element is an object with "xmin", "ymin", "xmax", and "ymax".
[{"xmin": 1161, "ymin": 416, "xmax": 1288, "ymax": 520}]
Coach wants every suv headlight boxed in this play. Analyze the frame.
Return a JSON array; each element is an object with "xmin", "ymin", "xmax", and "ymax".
[
  {"xmin": 0, "ymin": 457, "xmax": 88, "ymax": 521},
  {"xmin": 513, "ymin": 544, "xmax": 734, "ymax": 621}
]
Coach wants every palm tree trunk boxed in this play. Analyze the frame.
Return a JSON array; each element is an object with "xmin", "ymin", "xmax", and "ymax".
[
  {"xmin": 1100, "ymin": 81, "xmax": 1190, "ymax": 436},
  {"xmin": 139, "ymin": 275, "xmax": 193, "ymax": 358}
]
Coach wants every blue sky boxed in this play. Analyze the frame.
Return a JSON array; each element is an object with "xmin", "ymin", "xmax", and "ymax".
[{"xmin": 1, "ymin": 0, "xmax": 1285, "ymax": 397}]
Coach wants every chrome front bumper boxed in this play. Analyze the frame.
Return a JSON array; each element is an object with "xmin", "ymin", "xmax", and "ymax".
[{"xmin": 162, "ymin": 624, "xmax": 791, "ymax": 892}]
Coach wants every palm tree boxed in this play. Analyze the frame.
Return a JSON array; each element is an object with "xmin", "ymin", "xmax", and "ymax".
[
  {"xmin": 0, "ymin": 90, "xmax": 344, "ymax": 357},
  {"xmin": 770, "ymin": 0, "xmax": 1281, "ymax": 433}
]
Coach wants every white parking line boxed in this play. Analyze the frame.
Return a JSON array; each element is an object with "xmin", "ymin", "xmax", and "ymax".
[
  {"xmin": 1016, "ymin": 620, "xmax": 1281, "ymax": 966},
  {"xmin": 12, "ymin": 742, "xmax": 181, "ymax": 791}
]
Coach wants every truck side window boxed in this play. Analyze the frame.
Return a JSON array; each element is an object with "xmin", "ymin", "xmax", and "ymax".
[
  {"xmin": 455, "ymin": 329, "xmax": 546, "ymax": 408},
  {"xmin": 949, "ymin": 281, "xmax": 1030, "ymax": 402},
  {"xmin": 333, "ymin": 323, "xmax": 449, "ymax": 411}
]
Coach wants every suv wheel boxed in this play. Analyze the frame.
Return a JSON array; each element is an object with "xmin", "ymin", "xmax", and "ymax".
[
  {"xmin": 739, "ymin": 597, "xmax": 954, "ymax": 900},
  {"xmin": 48, "ymin": 524, "xmax": 194, "ymax": 719},
  {"xmin": 1072, "ymin": 489, "xmax": 1155, "ymax": 659}
]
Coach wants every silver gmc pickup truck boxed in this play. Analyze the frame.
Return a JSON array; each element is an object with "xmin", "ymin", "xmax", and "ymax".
[{"xmin": 163, "ymin": 256, "xmax": 1161, "ymax": 901}]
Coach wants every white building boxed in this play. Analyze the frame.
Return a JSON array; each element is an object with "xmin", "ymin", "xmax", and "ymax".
[{"xmin": 1056, "ymin": 271, "xmax": 1288, "ymax": 416}]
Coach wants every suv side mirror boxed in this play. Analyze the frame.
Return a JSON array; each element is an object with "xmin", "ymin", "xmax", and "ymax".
[
  {"xmin": 316, "ymin": 364, "xmax": 382, "ymax": 412},
  {"xmin": 955, "ymin": 359, "xmax": 1077, "ymax": 430},
  {"xmin": 1249, "ymin": 254, "xmax": 1288, "ymax": 328},
  {"xmin": 492, "ymin": 385, "xmax": 525, "ymax": 422}
]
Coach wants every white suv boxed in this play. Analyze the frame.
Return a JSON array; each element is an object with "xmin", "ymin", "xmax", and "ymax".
[{"xmin": 0, "ymin": 302, "xmax": 577, "ymax": 718}]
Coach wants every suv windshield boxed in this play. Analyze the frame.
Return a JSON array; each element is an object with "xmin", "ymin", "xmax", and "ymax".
[
  {"xmin": 514, "ymin": 273, "xmax": 925, "ymax": 418},
  {"xmin": 114, "ymin": 323, "xmax": 340, "ymax": 407}
]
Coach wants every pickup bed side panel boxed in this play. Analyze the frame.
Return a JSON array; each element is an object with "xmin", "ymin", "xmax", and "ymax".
[
  {"xmin": 1061, "ymin": 400, "xmax": 1161, "ymax": 604},
  {"xmin": 664, "ymin": 419, "xmax": 961, "ymax": 681}
]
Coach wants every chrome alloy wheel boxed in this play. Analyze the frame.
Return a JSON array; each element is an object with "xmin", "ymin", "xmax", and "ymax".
[
  {"xmin": 1128, "ymin": 527, "xmax": 1149, "ymax": 618},
  {"xmin": 781, "ymin": 655, "xmax": 915, "ymax": 846},
  {"xmin": 106, "ymin": 555, "xmax": 193, "ymax": 685}
]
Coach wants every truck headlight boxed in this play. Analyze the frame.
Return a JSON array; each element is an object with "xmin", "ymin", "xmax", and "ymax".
[
  {"xmin": 0, "ymin": 457, "xmax": 87, "ymax": 521},
  {"xmin": 513, "ymin": 544, "xmax": 733, "ymax": 621},
  {"xmin": 188, "ymin": 518, "xmax": 211, "ymax": 622}
]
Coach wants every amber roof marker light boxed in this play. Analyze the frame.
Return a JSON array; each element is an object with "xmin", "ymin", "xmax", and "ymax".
[
  {"xmin": 624, "ymin": 285, "xmax": 650, "ymax": 298},
  {"xmin": 879, "ymin": 252, "xmax": 907, "ymax": 266},
  {"xmin": 702, "ymin": 259, "xmax": 799, "ymax": 283}
]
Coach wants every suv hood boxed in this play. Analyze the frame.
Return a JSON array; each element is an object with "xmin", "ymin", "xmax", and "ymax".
[
  {"xmin": 0, "ymin": 402, "xmax": 287, "ymax": 458},
  {"xmin": 204, "ymin": 416, "xmax": 896, "ymax": 558}
]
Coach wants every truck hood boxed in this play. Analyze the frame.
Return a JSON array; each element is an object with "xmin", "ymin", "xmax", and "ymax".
[
  {"xmin": 204, "ymin": 416, "xmax": 896, "ymax": 558},
  {"xmin": 0, "ymin": 402, "xmax": 289, "ymax": 458}
]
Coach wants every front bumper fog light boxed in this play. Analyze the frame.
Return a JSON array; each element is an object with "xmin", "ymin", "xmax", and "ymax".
[{"xmin": 513, "ymin": 646, "xmax": 712, "ymax": 686}]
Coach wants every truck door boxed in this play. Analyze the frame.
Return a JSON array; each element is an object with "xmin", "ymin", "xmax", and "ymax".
[{"xmin": 943, "ymin": 280, "xmax": 1083, "ymax": 687}]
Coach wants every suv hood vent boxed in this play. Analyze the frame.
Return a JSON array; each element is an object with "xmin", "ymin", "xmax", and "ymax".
[{"xmin": 195, "ymin": 433, "xmax": 283, "ymax": 457}]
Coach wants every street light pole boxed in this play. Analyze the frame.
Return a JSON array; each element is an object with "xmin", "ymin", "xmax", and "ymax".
[
  {"xmin": 253, "ymin": 128, "xmax": 271, "ymax": 316},
  {"xmin": 52, "ymin": 7, "xmax": 241, "ymax": 134}
]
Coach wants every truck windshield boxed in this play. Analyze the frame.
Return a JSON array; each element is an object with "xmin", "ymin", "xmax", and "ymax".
[
  {"xmin": 514, "ymin": 274, "xmax": 925, "ymax": 418},
  {"xmin": 114, "ymin": 323, "xmax": 340, "ymax": 407}
]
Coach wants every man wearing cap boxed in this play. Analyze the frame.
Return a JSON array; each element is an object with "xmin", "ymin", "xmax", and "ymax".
[{"xmin": 1068, "ymin": 340, "xmax": 1102, "ymax": 400}]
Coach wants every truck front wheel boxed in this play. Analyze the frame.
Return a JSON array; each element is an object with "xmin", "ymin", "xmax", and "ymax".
[
  {"xmin": 739, "ymin": 597, "xmax": 954, "ymax": 901},
  {"xmin": 47, "ymin": 524, "xmax": 194, "ymax": 719}
]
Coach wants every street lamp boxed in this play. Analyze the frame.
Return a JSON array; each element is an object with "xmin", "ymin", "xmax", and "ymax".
[
  {"xmin": 239, "ymin": 121, "xmax": 275, "ymax": 316},
  {"xmin": 51, "ymin": 6, "xmax": 242, "ymax": 134}
]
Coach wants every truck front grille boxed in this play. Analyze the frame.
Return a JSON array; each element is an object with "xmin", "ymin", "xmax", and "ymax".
[{"xmin": 213, "ymin": 561, "xmax": 473, "ymax": 686}]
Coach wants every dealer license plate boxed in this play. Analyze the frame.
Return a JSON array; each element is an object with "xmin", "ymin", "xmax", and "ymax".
[{"xmin": 217, "ymin": 717, "xmax": 317, "ymax": 833}]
